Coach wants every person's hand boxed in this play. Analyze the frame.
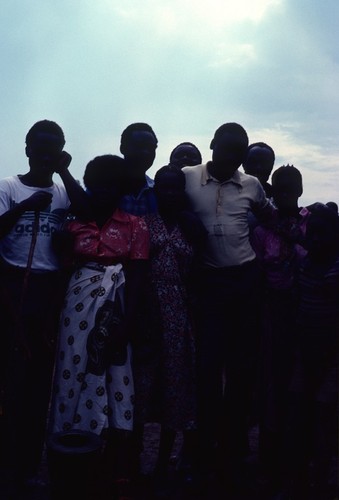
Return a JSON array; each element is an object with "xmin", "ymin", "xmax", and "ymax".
[
  {"xmin": 54, "ymin": 151, "xmax": 72, "ymax": 174},
  {"xmin": 20, "ymin": 191, "xmax": 53, "ymax": 212},
  {"xmin": 110, "ymin": 321, "xmax": 129, "ymax": 351}
]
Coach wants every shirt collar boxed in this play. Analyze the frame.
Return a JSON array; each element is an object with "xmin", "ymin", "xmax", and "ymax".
[
  {"xmin": 145, "ymin": 175, "xmax": 154, "ymax": 188},
  {"xmin": 299, "ymin": 206, "xmax": 310, "ymax": 218},
  {"xmin": 202, "ymin": 162, "xmax": 242, "ymax": 187}
]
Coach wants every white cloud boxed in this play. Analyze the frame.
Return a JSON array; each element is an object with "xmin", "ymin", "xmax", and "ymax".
[
  {"xmin": 0, "ymin": 0, "xmax": 338, "ymax": 206},
  {"xmin": 209, "ymin": 43, "xmax": 257, "ymax": 67},
  {"xmin": 112, "ymin": 0, "xmax": 282, "ymax": 29}
]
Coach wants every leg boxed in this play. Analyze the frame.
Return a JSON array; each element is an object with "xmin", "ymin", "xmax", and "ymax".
[{"xmin": 155, "ymin": 427, "xmax": 176, "ymax": 477}]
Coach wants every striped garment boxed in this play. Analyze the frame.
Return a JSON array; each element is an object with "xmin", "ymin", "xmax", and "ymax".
[{"xmin": 297, "ymin": 255, "xmax": 339, "ymax": 334}]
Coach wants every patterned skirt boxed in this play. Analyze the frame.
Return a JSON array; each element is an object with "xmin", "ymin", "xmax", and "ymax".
[{"xmin": 49, "ymin": 262, "xmax": 134, "ymax": 435}]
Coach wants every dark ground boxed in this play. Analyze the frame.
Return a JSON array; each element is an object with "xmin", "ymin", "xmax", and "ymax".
[{"xmin": 0, "ymin": 422, "xmax": 338, "ymax": 499}]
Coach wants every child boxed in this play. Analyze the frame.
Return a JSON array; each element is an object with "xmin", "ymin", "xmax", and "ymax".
[
  {"xmin": 133, "ymin": 165, "xmax": 206, "ymax": 489},
  {"xmin": 252, "ymin": 165, "xmax": 310, "ymax": 490}
]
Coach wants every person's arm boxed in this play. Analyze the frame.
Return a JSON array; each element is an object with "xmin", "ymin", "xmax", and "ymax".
[
  {"xmin": 0, "ymin": 190, "xmax": 52, "ymax": 239},
  {"xmin": 54, "ymin": 151, "xmax": 92, "ymax": 220},
  {"xmin": 251, "ymin": 226, "xmax": 266, "ymax": 262},
  {"xmin": 105, "ymin": 259, "xmax": 149, "ymax": 354},
  {"xmin": 123, "ymin": 259, "xmax": 149, "ymax": 339},
  {"xmin": 121, "ymin": 215, "xmax": 150, "ymax": 344},
  {"xmin": 251, "ymin": 181, "xmax": 277, "ymax": 227}
]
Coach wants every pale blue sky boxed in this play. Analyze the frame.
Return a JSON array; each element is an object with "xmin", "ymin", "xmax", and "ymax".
[{"xmin": 1, "ymin": 0, "xmax": 338, "ymax": 206}]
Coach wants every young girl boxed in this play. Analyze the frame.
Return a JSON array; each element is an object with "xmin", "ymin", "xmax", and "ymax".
[{"xmin": 133, "ymin": 165, "xmax": 206, "ymax": 486}]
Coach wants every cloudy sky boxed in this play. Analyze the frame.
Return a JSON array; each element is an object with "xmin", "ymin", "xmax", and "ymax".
[{"xmin": 1, "ymin": 0, "xmax": 338, "ymax": 206}]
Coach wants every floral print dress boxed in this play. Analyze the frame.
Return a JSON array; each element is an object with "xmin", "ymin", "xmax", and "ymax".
[{"xmin": 134, "ymin": 213, "xmax": 197, "ymax": 431}]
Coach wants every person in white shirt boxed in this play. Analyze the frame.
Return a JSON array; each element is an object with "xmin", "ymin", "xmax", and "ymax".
[
  {"xmin": 183, "ymin": 122, "xmax": 274, "ymax": 493},
  {"xmin": 0, "ymin": 119, "xmax": 85, "ymax": 491}
]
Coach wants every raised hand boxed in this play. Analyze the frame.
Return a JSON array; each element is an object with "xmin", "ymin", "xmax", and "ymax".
[
  {"xmin": 20, "ymin": 190, "xmax": 53, "ymax": 212},
  {"xmin": 54, "ymin": 151, "xmax": 72, "ymax": 174}
]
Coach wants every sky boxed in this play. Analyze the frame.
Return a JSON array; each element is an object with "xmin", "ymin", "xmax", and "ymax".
[{"xmin": 1, "ymin": 0, "xmax": 338, "ymax": 206}]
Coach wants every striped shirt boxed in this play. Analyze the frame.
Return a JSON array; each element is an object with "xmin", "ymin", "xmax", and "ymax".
[
  {"xmin": 119, "ymin": 175, "xmax": 157, "ymax": 216},
  {"xmin": 297, "ymin": 255, "xmax": 339, "ymax": 334}
]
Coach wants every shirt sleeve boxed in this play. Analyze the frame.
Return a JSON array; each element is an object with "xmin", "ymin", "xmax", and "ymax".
[
  {"xmin": 0, "ymin": 180, "xmax": 12, "ymax": 216},
  {"xmin": 130, "ymin": 216, "xmax": 150, "ymax": 260},
  {"xmin": 251, "ymin": 181, "xmax": 277, "ymax": 226}
]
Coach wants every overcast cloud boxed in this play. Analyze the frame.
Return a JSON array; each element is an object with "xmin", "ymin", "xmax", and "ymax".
[{"xmin": 1, "ymin": 0, "xmax": 338, "ymax": 206}]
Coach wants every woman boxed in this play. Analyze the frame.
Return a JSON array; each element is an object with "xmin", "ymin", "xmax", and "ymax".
[
  {"xmin": 133, "ymin": 165, "xmax": 206, "ymax": 484},
  {"xmin": 49, "ymin": 155, "xmax": 149, "ymax": 494}
]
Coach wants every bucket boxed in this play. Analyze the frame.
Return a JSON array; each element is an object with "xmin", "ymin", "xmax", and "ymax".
[{"xmin": 47, "ymin": 430, "xmax": 103, "ymax": 500}]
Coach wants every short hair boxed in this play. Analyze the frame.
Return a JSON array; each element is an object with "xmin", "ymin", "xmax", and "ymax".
[
  {"xmin": 169, "ymin": 142, "xmax": 202, "ymax": 164},
  {"xmin": 307, "ymin": 203, "xmax": 339, "ymax": 235},
  {"xmin": 83, "ymin": 154, "xmax": 126, "ymax": 190},
  {"xmin": 154, "ymin": 164, "xmax": 186, "ymax": 189},
  {"xmin": 272, "ymin": 164, "xmax": 302, "ymax": 190},
  {"xmin": 210, "ymin": 122, "xmax": 248, "ymax": 150},
  {"xmin": 120, "ymin": 122, "xmax": 158, "ymax": 150},
  {"xmin": 25, "ymin": 120, "xmax": 65, "ymax": 148},
  {"xmin": 326, "ymin": 201, "xmax": 338, "ymax": 214},
  {"xmin": 245, "ymin": 142, "xmax": 275, "ymax": 165}
]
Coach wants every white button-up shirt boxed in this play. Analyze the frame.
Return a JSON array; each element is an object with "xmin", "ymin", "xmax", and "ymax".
[{"xmin": 183, "ymin": 162, "xmax": 274, "ymax": 267}]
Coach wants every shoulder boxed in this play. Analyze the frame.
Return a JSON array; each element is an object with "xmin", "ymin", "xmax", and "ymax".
[
  {"xmin": 237, "ymin": 170, "xmax": 262, "ymax": 189},
  {"xmin": 50, "ymin": 182, "xmax": 70, "ymax": 206},
  {"xmin": 183, "ymin": 164, "xmax": 204, "ymax": 177},
  {"xmin": 0, "ymin": 176, "xmax": 20, "ymax": 189},
  {"xmin": 51, "ymin": 181, "xmax": 67, "ymax": 193},
  {"xmin": 182, "ymin": 164, "xmax": 206, "ymax": 190},
  {"xmin": 115, "ymin": 208, "xmax": 149, "ymax": 231}
]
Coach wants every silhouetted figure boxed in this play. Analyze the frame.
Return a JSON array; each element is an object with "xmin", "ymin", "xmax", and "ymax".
[
  {"xmin": 183, "ymin": 123, "xmax": 275, "ymax": 495},
  {"xmin": 0, "ymin": 120, "xmax": 85, "ymax": 491},
  {"xmin": 286, "ymin": 204, "xmax": 339, "ymax": 499},
  {"xmin": 119, "ymin": 122, "xmax": 158, "ymax": 216},
  {"xmin": 169, "ymin": 142, "xmax": 202, "ymax": 169},
  {"xmin": 49, "ymin": 155, "xmax": 149, "ymax": 497},
  {"xmin": 133, "ymin": 165, "xmax": 207, "ymax": 492},
  {"xmin": 326, "ymin": 201, "xmax": 338, "ymax": 215},
  {"xmin": 243, "ymin": 142, "xmax": 276, "ymax": 236},
  {"xmin": 252, "ymin": 165, "xmax": 311, "ymax": 492},
  {"xmin": 243, "ymin": 142, "xmax": 275, "ymax": 198},
  {"xmin": 118, "ymin": 122, "xmax": 161, "ymax": 485}
]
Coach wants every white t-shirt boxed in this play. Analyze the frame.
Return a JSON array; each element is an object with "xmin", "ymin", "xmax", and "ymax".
[{"xmin": 0, "ymin": 175, "xmax": 70, "ymax": 271}]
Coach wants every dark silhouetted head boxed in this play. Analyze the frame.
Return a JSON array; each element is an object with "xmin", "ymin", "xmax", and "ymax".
[
  {"xmin": 154, "ymin": 164, "xmax": 186, "ymax": 214},
  {"xmin": 326, "ymin": 201, "xmax": 338, "ymax": 215},
  {"xmin": 83, "ymin": 155, "xmax": 127, "ymax": 210},
  {"xmin": 243, "ymin": 142, "xmax": 275, "ymax": 187},
  {"xmin": 272, "ymin": 164, "xmax": 302, "ymax": 212},
  {"xmin": 25, "ymin": 120, "xmax": 66, "ymax": 173},
  {"xmin": 25, "ymin": 120, "xmax": 65, "ymax": 149},
  {"xmin": 305, "ymin": 203, "xmax": 339, "ymax": 261},
  {"xmin": 120, "ymin": 123, "xmax": 158, "ymax": 174},
  {"xmin": 169, "ymin": 142, "xmax": 202, "ymax": 168},
  {"xmin": 209, "ymin": 123, "xmax": 249, "ymax": 181}
]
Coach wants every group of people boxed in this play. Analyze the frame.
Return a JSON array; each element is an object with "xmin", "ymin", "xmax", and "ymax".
[{"xmin": 0, "ymin": 119, "xmax": 337, "ymax": 500}]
